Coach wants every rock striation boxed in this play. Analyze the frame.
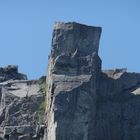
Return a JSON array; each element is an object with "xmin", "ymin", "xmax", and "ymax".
[
  {"xmin": 45, "ymin": 22, "xmax": 140, "ymax": 140},
  {"xmin": 46, "ymin": 22, "xmax": 102, "ymax": 140}
]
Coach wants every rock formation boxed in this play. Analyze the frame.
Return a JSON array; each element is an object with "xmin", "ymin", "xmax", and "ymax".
[
  {"xmin": 1, "ymin": 22, "xmax": 140, "ymax": 140},
  {"xmin": 0, "ymin": 65, "xmax": 27, "ymax": 82},
  {"xmin": 45, "ymin": 22, "xmax": 140, "ymax": 140},
  {"xmin": 0, "ymin": 66, "xmax": 46, "ymax": 140}
]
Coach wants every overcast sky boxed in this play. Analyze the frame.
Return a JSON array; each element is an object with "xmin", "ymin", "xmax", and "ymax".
[{"xmin": 0, "ymin": 0, "xmax": 140, "ymax": 79}]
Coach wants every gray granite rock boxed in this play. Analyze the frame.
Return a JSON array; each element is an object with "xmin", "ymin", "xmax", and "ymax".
[
  {"xmin": 0, "ymin": 79, "xmax": 45, "ymax": 127},
  {"xmin": 52, "ymin": 22, "xmax": 101, "ymax": 59},
  {"xmin": 45, "ymin": 22, "xmax": 140, "ymax": 140},
  {"xmin": 0, "ymin": 65, "xmax": 27, "ymax": 82},
  {"xmin": 46, "ymin": 22, "xmax": 102, "ymax": 140},
  {"xmin": 0, "ymin": 67, "xmax": 46, "ymax": 139}
]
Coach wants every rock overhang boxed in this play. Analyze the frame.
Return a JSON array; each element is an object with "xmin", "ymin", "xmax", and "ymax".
[{"xmin": 51, "ymin": 22, "xmax": 102, "ymax": 58}]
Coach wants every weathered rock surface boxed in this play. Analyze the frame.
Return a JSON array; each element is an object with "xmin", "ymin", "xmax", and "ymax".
[
  {"xmin": 46, "ymin": 22, "xmax": 102, "ymax": 140},
  {"xmin": 0, "ymin": 66, "xmax": 46, "ymax": 140},
  {"xmin": 0, "ymin": 65, "xmax": 27, "ymax": 82},
  {"xmin": 0, "ymin": 80, "xmax": 44, "ymax": 124},
  {"xmin": 45, "ymin": 22, "xmax": 140, "ymax": 140}
]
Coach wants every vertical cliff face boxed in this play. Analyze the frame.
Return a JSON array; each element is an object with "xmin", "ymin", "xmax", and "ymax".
[
  {"xmin": 46, "ymin": 22, "xmax": 102, "ymax": 140},
  {"xmin": 46, "ymin": 22, "xmax": 140, "ymax": 140}
]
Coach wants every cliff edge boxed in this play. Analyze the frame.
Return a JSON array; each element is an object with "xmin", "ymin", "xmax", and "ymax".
[{"xmin": 45, "ymin": 22, "xmax": 140, "ymax": 140}]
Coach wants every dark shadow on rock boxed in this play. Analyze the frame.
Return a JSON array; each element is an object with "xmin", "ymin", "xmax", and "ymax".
[{"xmin": 92, "ymin": 72, "xmax": 140, "ymax": 140}]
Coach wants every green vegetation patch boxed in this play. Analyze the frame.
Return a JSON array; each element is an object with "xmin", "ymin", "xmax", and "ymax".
[
  {"xmin": 38, "ymin": 76, "xmax": 47, "ymax": 96},
  {"xmin": 36, "ymin": 76, "xmax": 47, "ymax": 124},
  {"xmin": 37, "ymin": 99, "xmax": 47, "ymax": 124}
]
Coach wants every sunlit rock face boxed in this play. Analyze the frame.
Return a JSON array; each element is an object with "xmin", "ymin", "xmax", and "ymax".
[
  {"xmin": 45, "ymin": 22, "xmax": 140, "ymax": 140},
  {"xmin": 46, "ymin": 22, "xmax": 102, "ymax": 140},
  {"xmin": 0, "ymin": 66, "xmax": 46, "ymax": 140}
]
